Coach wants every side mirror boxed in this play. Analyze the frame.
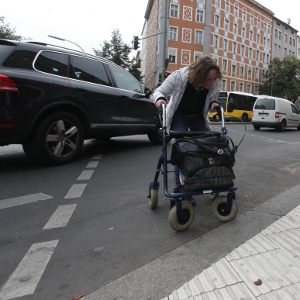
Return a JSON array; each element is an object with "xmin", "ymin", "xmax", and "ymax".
[{"xmin": 144, "ymin": 87, "xmax": 153, "ymax": 98}]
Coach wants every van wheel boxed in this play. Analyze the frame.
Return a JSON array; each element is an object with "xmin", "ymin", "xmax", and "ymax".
[
  {"xmin": 297, "ymin": 125, "xmax": 300, "ymax": 131},
  {"xmin": 253, "ymin": 125, "xmax": 260, "ymax": 130},
  {"xmin": 279, "ymin": 120, "xmax": 286, "ymax": 132},
  {"xmin": 242, "ymin": 113, "xmax": 248, "ymax": 122}
]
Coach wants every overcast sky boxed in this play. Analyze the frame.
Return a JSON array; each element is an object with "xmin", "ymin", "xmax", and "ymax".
[{"xmin": 2, "ymin": 0, "xmax": 299, "ymax": 55}]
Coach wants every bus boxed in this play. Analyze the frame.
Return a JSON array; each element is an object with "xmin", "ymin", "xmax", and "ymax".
[{"xmin": 209, "ymin": 91, "xmax": 258, "ymax": 122}]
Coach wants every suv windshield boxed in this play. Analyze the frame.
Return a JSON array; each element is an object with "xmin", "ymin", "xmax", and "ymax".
[{"xmin": 255, "ymin": 98, "xmax": 275, "ymax": 110}]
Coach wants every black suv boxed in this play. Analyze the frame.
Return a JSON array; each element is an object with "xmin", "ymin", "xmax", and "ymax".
[{"xmin": 0, "ymin": 39, "xmax": 161, "ymax": 165}]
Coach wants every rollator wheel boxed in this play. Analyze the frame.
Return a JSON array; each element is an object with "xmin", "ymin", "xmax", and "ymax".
[
  {"xmin": 168, "ymin": 201, "xmax": 195, "ymax": 232},
  {"xmin": 212, "ymin": 195, "xmax": 238, "ymax": 222},
  {"xmin": 149, "ymin": 188, "xmax": 158, "ymax": 209},
  {"xmin": 210, "ymin": 192, "xmax": 219, "ymax": 201}
]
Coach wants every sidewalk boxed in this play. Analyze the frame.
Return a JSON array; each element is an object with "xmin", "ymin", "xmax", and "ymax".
[
  {"xmin": 162, "ymin": 205, "xmax": 300, "ymax": 299},
  {"xmin": 82, "ymin": 183, "xmax": 300, "ymax": 300}
]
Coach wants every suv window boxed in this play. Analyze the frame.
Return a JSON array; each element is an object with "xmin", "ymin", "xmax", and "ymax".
[
  {"xmin": 2, "ymin": 50, "xmax": 36, "ymax": 69},
  {"xmin": 34, "ymin": 51, "xmax": 68, "ymax": 77},
  {"xmin": 254, "ymin": 98, "xmax": 275, "ymax": 110},
  {"xmin": 109, "ymin": 64, "xmax": 143, "ymax": 93},
  {"xmin": 71, "ymin": 56, "xmax": 111, "ymax": 86}
]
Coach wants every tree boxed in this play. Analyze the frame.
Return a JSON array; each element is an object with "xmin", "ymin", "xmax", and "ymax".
[
  {"xmin": 259, "ymin": 55, "xmax": 300, "ymax": 102},
  {"xmin": 93, "ymin": 28, "xmax": 143, "ymax": 82},
  {"xmin": 0, "ymin": 16, "xmax": 30, "ymax": 40}
]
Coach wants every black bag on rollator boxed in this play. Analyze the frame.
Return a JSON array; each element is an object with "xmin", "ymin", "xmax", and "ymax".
[{"xmin": 170, "ymin": 131, "xmax": 237, "ymax": 190}]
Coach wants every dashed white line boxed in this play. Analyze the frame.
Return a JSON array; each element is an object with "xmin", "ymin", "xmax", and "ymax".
[
  {"xmin": 0, "ymin": 240, "xmax": 59, "ymax": 300},
  {"xmin": 64, "ymin": 184, "xmax": 87, "ymax": 199},
  {"xmin": 77, "ymin": 170, "xmax": 94, "ymax": 180},
  {"xmin": 86, "ymin": 161, "xmax": 99, "ymax": 168},
  {"xmin": 43, "ymin": 204, "xmax": 77, "ymax": 229},
  {"xmin": 0, "ymin": 193, "xmax": 53, "ymax": 210}
]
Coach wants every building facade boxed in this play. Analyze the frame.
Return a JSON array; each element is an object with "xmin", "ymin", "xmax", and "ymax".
[{"xmin": 142, "ymin": 0, "xmax": 276, "ymax": 94}]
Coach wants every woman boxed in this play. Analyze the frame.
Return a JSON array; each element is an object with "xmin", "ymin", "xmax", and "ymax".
[{"xmin": 153, "ymin": 56, "xmax": 222, "ymax": 201}]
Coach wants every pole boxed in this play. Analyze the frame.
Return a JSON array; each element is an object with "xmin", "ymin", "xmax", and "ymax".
[{"xmin": 161, "ymin": 0, "xmax": 168, "ymax": 83}]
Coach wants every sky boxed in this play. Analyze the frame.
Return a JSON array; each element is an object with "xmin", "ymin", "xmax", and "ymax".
[{"xmin": 1, "ymin": 0, "xmax": 300, "ymax": 56}]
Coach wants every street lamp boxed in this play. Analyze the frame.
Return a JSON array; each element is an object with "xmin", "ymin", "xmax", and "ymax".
[{"xmin": 48, "ymin": 35, "xmax": 85, "ymax": 52}]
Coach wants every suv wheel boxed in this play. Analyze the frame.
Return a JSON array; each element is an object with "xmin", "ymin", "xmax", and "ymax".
[{"xmin": 23, "ymin": 112, "xmax": 84, "ymax": 166}]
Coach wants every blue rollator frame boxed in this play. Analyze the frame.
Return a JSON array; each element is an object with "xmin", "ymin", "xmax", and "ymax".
[{"xmin": 148, "ymin": 104, "xmax": 239, "ymax": 232}]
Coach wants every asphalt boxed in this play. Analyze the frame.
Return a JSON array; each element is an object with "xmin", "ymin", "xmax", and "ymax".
[{"xmin": 80, "ymin": 179, "xmax": 300, "ymax": 300}]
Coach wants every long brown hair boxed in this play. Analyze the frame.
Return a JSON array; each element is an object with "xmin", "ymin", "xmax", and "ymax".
[{"xmin": 188, "ymin": 56, "xmax": 222, "ymax": 86}]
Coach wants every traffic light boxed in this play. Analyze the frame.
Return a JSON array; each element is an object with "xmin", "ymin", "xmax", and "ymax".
[
  {"xmin": 164, "ymin": 71, "xmax": 171, "ymax": 79},
  {"xmin": 133, "ymin": 36, "xmax": 140, "ymax": 50}
]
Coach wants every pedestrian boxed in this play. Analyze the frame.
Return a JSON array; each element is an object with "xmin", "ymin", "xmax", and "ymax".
[{"xmin": 152, "ymin": 56, "xmax": 222, "ymax": 203}]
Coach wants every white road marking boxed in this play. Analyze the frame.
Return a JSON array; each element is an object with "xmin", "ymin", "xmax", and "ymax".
[
  {"xmin": 43, "ymin": 204, "xmax": 77, "ymax": 230},
  {"xmin": 0, "ymin": 193, "xmax": 53, "ymax": 210},
  {"xmin": 77, "ymin": 170, "xmax": 94, "ymax": 180},
  {"xmin": 0, "ymin": 240, "xmax": 59, "ymax": 300},
  {"xmin": 86, "ymin": 161, "xmax": 99, "ymax": 168},
  {"xmin": 64, "ymin": 184, "xmax": 86, "ymax": 199}
]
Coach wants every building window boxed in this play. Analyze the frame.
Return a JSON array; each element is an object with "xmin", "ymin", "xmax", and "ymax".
[
  {"xmin": 267, "ymin": 25, "xmax": 270, "ymax": 34},
  {"xmin": 242, "ymin": 27, "xmax": 245, "ymax": 38},
  {"xmin": 257, "ymin": 19, "xmax": 261, "ymax": 29},
  {"xmin": 170, "ymin": 4, "xmax": 179, "ymax": 18},
  {"xmin": 284, "ymin": 34, "xmax": 288, "ymax": 43},
  {"xmin": 248, "ymin": 67, "xmax": 252, "ymax": 78},
  {"xmin": 169, "ymin": 55, "xmax": 176, "ymax": 63},
  {"xmin": 254, "ymin": 85, "xmax": 259, "ymax": 95},
  {"xmin": 278, "ymin": 31, "xmax": 281, "ymax": 40},
  {"xmin": 194, "ymin": 51, "xmax": 202, "ymax": 61},
  {"xmin": 274, "ymin": 44, "xmax": 277, "ymax": 53},
  {"xmin": 214, "ymin": 35, "xmax": 219, "ymax": 47},
  {"xmin": 263, "ymin": 53, "xmax": 266, "ymax": 63},
  {"xmin": 232, "ymin": 64, "xmax": 236, "ymax": 74},
  {"xmin": 256, "ymin": 50, "xmax": 259, "ymax": 61},
  {"xmin": 223, "ymin": 59, "xmax": 227, "ymax": 71},
  {"xmin": 275, "ymin": 29, "xmax": 278, "ymax": 38},
  {"xmin": 278, "ymin": 45, "xmax": 281, "ymax": 54},
  {"xmin": 231, "ymin": 81, "xmax": 236, "ymax": 91},
  {"xmin": 196, "ymin": 9, "xmax": 204, "ymax": 22},
  {"xmin": 169, "ymin": 27, "xmax": 178, "ymax": 40},
  {"xmin": 255, "ymin": 67, "xmax": 259, "ymax": 79},
  {"xmin": 234, "ymin": 23, "xmax": 238, "ymax": 34},
  {"xmin": 250, "ymin": 15, "xmax": 254, "ymax": 25},
  {"xmin": 215, "ymin": 15, "xmax": 220, "ymax": 27},
  {"xmin": 232, "ymin": 41, "xmax": 237, "ymax": 54},
  {"xmin": 222, "ymin": 79, "xmax": 226, "ymax": 91},
  {"xmin": 241, "ymin": 45, "xmax": 245, "ymax": 56},
  {"xmin": 224, "ymin": 19, "xmax": 229, "ymax": 31},
  {"xmin": 216, "ymin": 0, "xmax": 220, "ymax": 8},
  {"xmin": 247, "ymin": 84, "xmax": 251, "ymax": 93},
  {"xmin": 195, "ymin": 30, "xmax": 203, "ymax": 44},
  {"xmin": 168, "ymin": 48, "xmax": 177, "ymax": 64},
  {"xmin": 240, "ymin": 65, "xmax": 244, "ymax": 75},
  {"xmin": 289, "ymin": 37, "xmax": 292, "ymax": 45},
  {"xmin": 223, "ymin": 39, "xmax": 228, "ymax": 51},
  {"xmin": 242, "ymin": 11, "xmax": 246, "ymax": 21},
  {"xmin": 249, "ymin": 47, "xmax": 252, "ymax": 59},
  {"xmin": 263, "ymin": 37, "xmax": 266, "ymax": 47},
  {"xmin": 239, "ymin": 82, "xmax": 244, "ymax": 92},
  {"xmin": 256, "ymin": 34, "xmax": 260, "ymax": 44},
  {"xmin": 249, "ymin": 30, "xmax": 253, "ymax": 41},
  {"xmin": 234, "ymin": 6, "xmax": 238, "ymax": 17},
  {"xmin": 225, "ymin": 2, "xmax": 229, "ymax": 13}
]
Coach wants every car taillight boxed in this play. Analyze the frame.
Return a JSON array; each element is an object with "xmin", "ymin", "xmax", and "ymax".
[
  {"xmin": 275, "ymin": 112, "xmax": 279, "ymax": 118},
  {"xmin": 0, "ymin": 74, "xmax": 19, "ymax": 92}
]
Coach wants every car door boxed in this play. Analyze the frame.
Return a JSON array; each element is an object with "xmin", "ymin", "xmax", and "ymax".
[
  {"xmin": 291, "ymin": 103, "xmax": 300, "ymax": 127},
  {"xmin": 69, "ymin": 55, "xmax": 122, "ymax": 137},
  {"xmin": 108, "ymin": 64, "xmax": 157, "ymax": 135}
]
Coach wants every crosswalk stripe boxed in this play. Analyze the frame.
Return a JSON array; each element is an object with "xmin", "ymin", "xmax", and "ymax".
[
  {"xmin": 43, "ymin": 204, "xmax": 77, "ymax": 229},
  {"xmin": 64, "ymin": 184, "xmax": 86, "ymax": 199},
  {"xmin": 0, "ymin": 240, "xmax": 59, "ymax": 300},
  {"xmin": 0, "ymin": 193, "xmax": 53, "ymax": 210}
]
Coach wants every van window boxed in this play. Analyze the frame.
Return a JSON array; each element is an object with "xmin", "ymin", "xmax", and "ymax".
[{"xmin": 254, "ymin": 98, "xmax": 275, "ymax": 110}]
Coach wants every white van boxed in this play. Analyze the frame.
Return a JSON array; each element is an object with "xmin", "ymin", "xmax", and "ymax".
[{"xmin": 251, "ymin": 95, "xmax": 300, "ymax": 131}]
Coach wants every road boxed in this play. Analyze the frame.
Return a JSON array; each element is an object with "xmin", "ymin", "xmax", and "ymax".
[{"xmin": 1, "ymin": 124, "xmax": 300, "ymax": 299}]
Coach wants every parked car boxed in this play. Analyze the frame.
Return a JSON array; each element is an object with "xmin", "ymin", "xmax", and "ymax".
[
  {"xmin": 251, "ymin": 95, "xmax": 300, "ymax": 131},
  {"xmin": 0, "ymin": 39, "xmax": 162, "ymax": 165}
]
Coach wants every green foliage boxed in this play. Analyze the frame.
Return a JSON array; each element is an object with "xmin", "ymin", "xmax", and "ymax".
[
  {"xmin": 0, "ymin": 16, "xmax": 30, "ymax": 40},
  {"xmin": 259, "ymin": 55, "xmax": 300, "ymax": 102},
  {"xmin": 93, "ymin": 28, "xmax": 143, "ymax": 83}
]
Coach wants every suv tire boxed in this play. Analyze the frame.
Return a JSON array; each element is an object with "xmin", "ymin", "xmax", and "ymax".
[{"xmin": 23, "ymin": 112, "xmax": 84, "ymax": 166}]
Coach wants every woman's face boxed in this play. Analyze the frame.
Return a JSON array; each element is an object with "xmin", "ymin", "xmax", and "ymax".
[{"xmin": 203, "ymin": 69, "xmax": 219, "ymax": 89}]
